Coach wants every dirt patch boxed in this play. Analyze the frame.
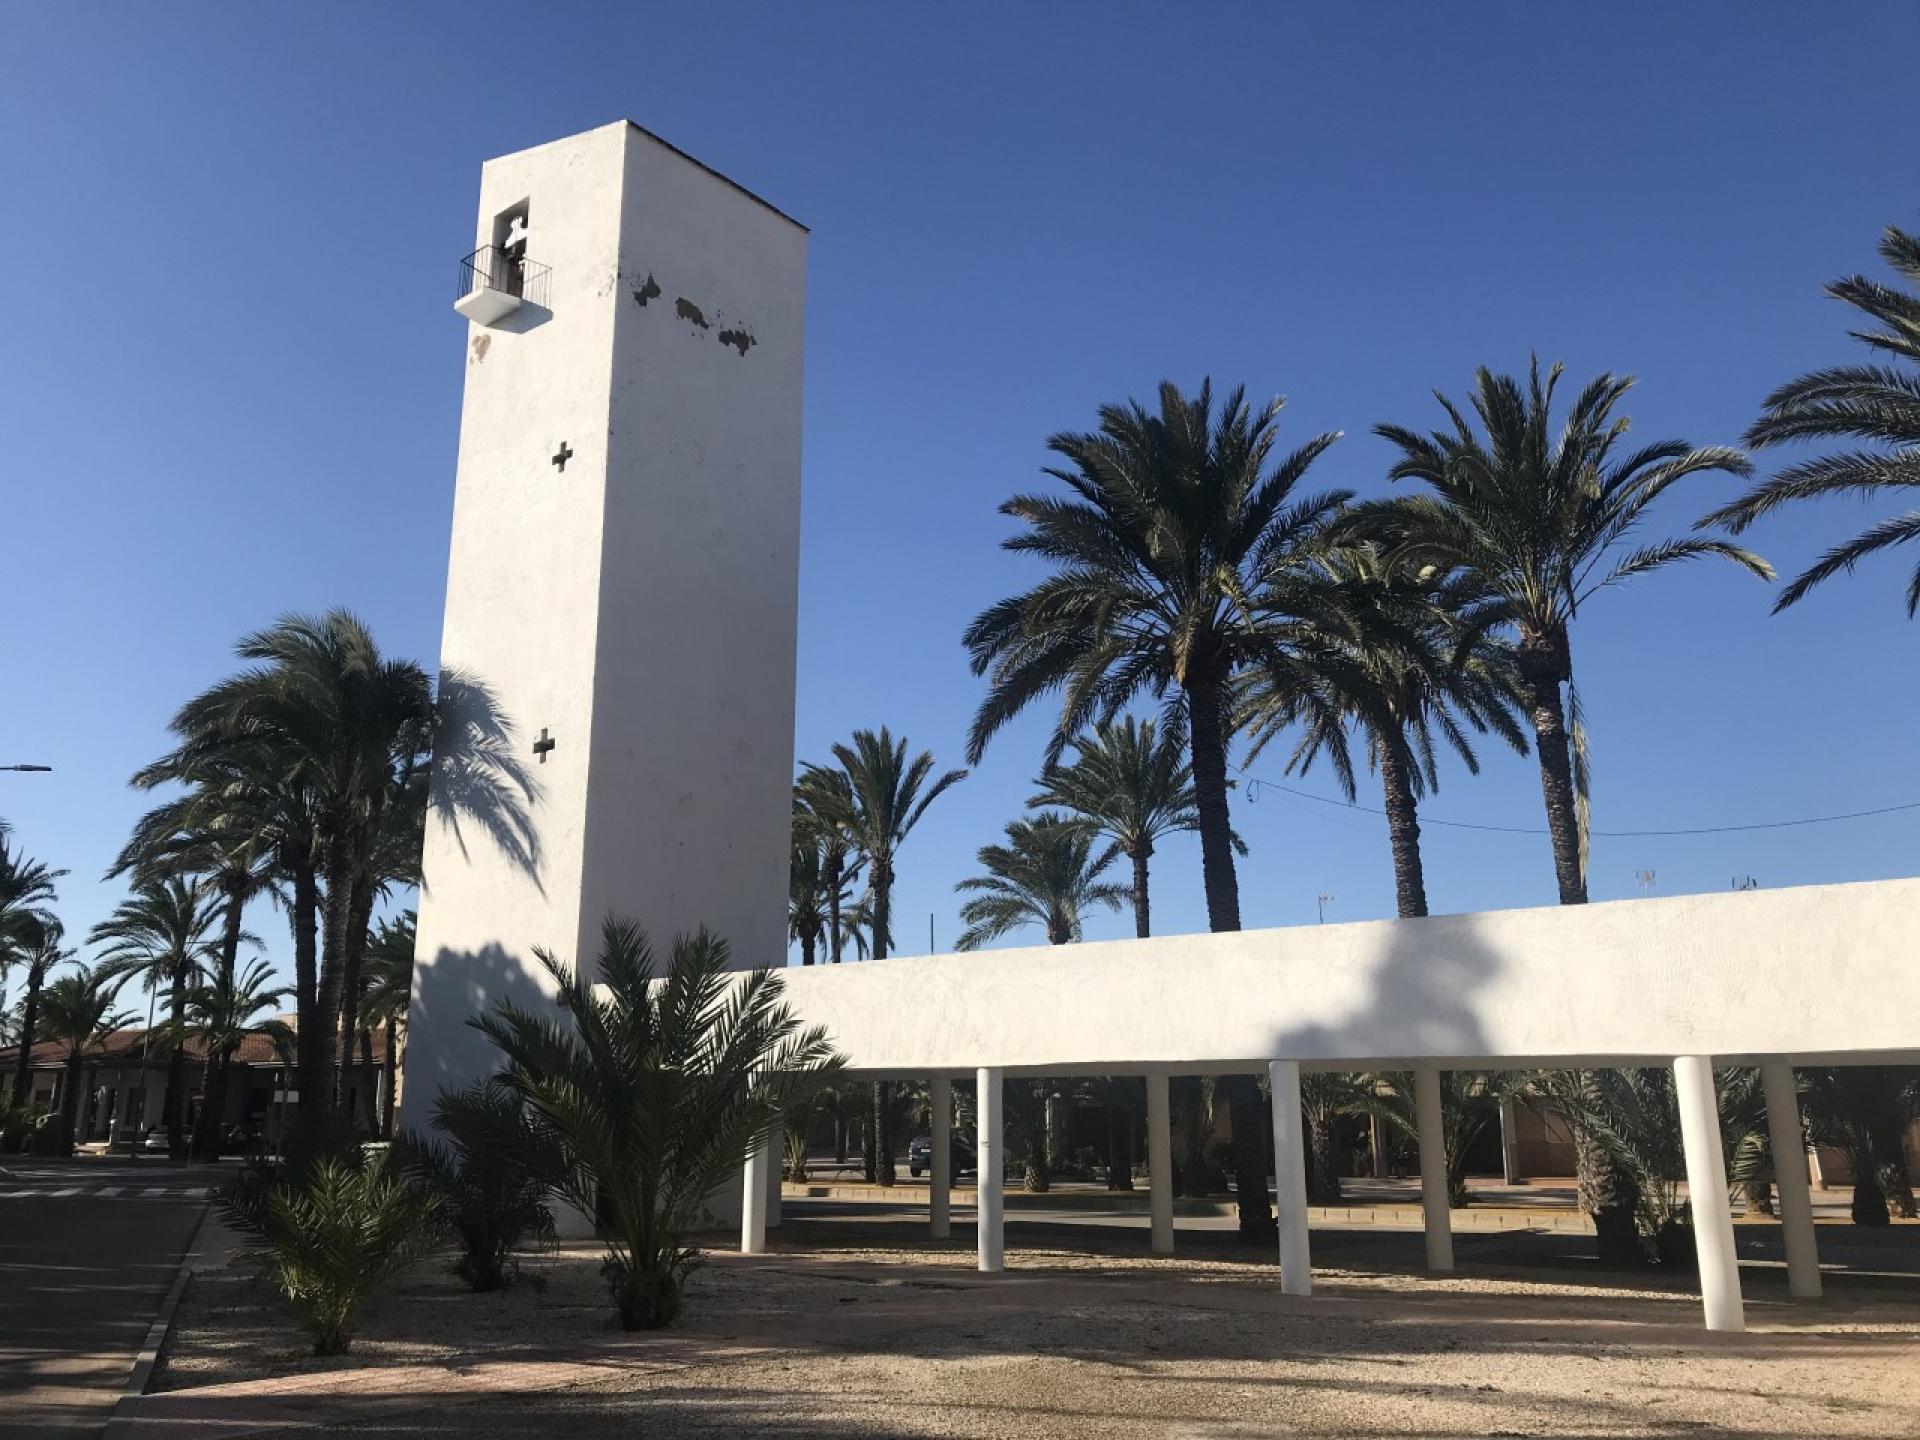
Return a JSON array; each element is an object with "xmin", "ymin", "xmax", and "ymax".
[{"xmin": 158, "ymin": 1233, "xmax": 1920, "ymax": 1438}]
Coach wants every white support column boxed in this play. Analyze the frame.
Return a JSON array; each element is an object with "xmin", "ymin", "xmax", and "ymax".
[
  {"xmin": 977, "ymin": 1067, "xmax": 1004, "ymax": 1272},
  {"xmin": 741, "ymin": 1128, "xmax": 770, "ymax": 1256},
  {"xmin": 1267, "ymin": 1060, "xmax": 1312, "ymax": 1296},
  {"xmin": 1414, "ymin": 1066, "xmax": 1454, "ymax": 1272},
  {"xmin": 765, "ymin": 1130, "xmax": 784, "ymax": 1229},
  {"xmin": 1674, "ymin": 1054, "xmax": 1744, "ymax": 1333},
  {"xmin": 1760, "ymin": 1060, "xmax": 1821, "ymax": 1299},
  {"xmin": 1146, "ymin": 1071, "xmax": 1174, "ymax": 1254},
  {"xmin": 930, "ymin": 1075, "xmax": 952, "ymax": 1240}
]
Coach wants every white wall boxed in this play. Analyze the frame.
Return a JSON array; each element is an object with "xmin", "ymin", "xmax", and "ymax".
[
  {"xmin": 404, "ymin": 123, "xmax": 806, "ymax": 1118},
  {"xmin": 776, "ymin": 878, "xmax": 1920, "ymax": 1075}
]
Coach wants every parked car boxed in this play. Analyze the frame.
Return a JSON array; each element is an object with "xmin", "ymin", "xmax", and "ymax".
[
  {"xmin": 139, "ymin": 1126, "xmax": 175, "ymax": 1154},
  {"xmin": 908, "ymin": 1133, "xmax": 974, "ymax": 1178},
  {"xmin": 221, "ymin": 1122, "xmax": 263, "ymax": 1156}
]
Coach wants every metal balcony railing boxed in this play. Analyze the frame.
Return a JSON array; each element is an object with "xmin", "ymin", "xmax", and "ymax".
[{"xmin": 457, "ymin": 245, "xmax": 552, "ymax": 309}]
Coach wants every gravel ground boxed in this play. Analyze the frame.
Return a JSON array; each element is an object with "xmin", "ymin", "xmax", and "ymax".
[{"xmin": 158, "ymin": 1225, "xmax": 1920, "ymax": 1439}]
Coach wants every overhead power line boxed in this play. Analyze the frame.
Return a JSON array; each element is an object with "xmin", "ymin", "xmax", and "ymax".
[{"xmin": 1240, "ymin": 775, "xmax": 1920, "ymax": 839}]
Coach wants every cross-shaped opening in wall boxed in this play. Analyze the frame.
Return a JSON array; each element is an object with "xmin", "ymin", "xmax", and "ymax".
[
  {"xmin": 552, "ymin": 442, "xmax": 574, "ymax": 472},
  {"xmin": 533, "ymin": 728, "xmax": 556, "ymax": 763}
]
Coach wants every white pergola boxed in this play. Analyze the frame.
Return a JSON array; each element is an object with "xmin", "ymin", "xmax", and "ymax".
[{"xmin": 741, "ymin": 876, "xmax": 1920, "ymax": 1332}]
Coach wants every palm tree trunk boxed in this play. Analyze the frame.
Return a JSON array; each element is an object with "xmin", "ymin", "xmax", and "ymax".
[
  {"xmin": 1130, "ymin": 845, "xmax": 1151, "ymax": 938},
  {"xmin": 1306, "ymin": 1111, "xmax": 1343, "ymax": 1205},
  {"xmin": 381, "ymin": 1018, "xmax": 398, "ymax": 1139},
  {"xmin": 291, "ymin": 859, "xmax": 323, "ymax": 1122},
  {"xmin": 332, "ymin": 870, "xmax": 376, "ymax": 1116},
  {"xmin": 870, "ymin": 860, "xmax": 891, "ymax": 962},
  {"xmin": 800, "ymin": 931, "xmax": 816, "ymax": 967},
  {"xmin": 357, "ymin": 1028, "xmax": 378, "ymax": 1133},
  {"xmin": 11, "ymin": 962, "xmax": 45, "ymax": 1105},
  {"xmin": 216, "ymin": 877, "xmax": 246, "ymax": 988},
  {"xmin": 60, "ymin": 1053, "xmax": 84, "ymax": 1154},
  {"xmin": 825, "ymin": 851, "xmax": 845, "ymax": 964},
  {"xmin": 312, "ymin": 835, "xmax": 358, "ymax": 1118},
  {"xmin": 1186, "ymin": 668, "xmax": 1273, "ymax": 1240},
  {"xmin": 1519, "ymin": 636, "xmax": 1586, "ymax": 906},
  {"xmin": 165, "ymin": 968, "xmax": 189, "ymax": 1159},
  {"xmin": 190, "ymin": 1049, "xmax": 225, "ymax": 1161},
  {"xmin": 1185, "ymin": 670, "xmax": 1242, "ymax": 931},
  {"xmin": 1378, "ymin": 744, "xmax": 1429, "ymax": 919},
  {"xmin": 1521, "ymin": 640, "xmax": 1645, "ymax": 1258},
  {"xmin": 1105, "ymin": 1104, "xmax": 1132, "ymax": 1190}
]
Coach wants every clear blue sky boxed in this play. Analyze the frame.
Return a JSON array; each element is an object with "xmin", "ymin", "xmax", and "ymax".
[{"xmin": 4, "ymin": 3, "xmax": 1917, "ymax": 977}]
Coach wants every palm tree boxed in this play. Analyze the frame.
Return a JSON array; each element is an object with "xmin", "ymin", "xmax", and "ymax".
[
  {"xmin": 805, "ymin": 728, "xmax": 964, "ymax": 1186},
  {"xmin": 38, "ymin": 965, "xmax": 134, "ymax": 1153},
  {"xmin": 110, "ymin": 808, "xmax": 278, "ymax": 1158},
  {"xmin": 787, "ymin": 811, "xmax": 828, "ymax": 967},
  {"xmin": 360, "ymin": 911, "xmax": 415, "ymax": 1139},
  {"xmin": 1800, "ymin": 1066, "xmax": 1920, "ymax": 1225},
  {"xmin": 1297, "ymin": 1072, "xmax": 1370, "ymax": 1205},
  {"xmin": 131, "ymin": 739, "xmax": 325, "ymax": 1120},
  {"xmin": 954, "ymin": 815, "xmax": 1129, "ymax": 949},
  {"xmin": 810, "ymin": 733, "xmax": 967, "ymax": 971},
  {"xmin": 474, "ymin": 916, "xmax": 842, "ymax": 1329},
  {"xmin": 1, "ymin": 839, "xmax": 66, "ymax": 1105},
  {"xmin": 147, "ymin": 612, "xmax": 437, "ymax": 1121},
  {"xmin": 176, "ymin": 958, "xmax": 292, "ymax": 1152},
  {"xmin": 965, "ymin": 378, "xmax": 1351, "ymax": 1239},
  {"xmin": 1370, "ymin": 360, "xmax": 1770, "ymax": 907},
  {"xmin": 90, "ymin": 879, "xmax": 221, "ymax": 1157},
  {"xmin": 1362, "ymin": 1070, "xmax": 1529, "ymax": 1207},
  {"xmin": 1240, "ymin": 547, "xmax": 1527, "ymax": 918},
  {"xmin": 1701, "ymin": 225, "xmax": 1920, "ymax": 613},
  {"xmin": 1368, "ymin": 363, "xmax": 1767, "ymax": 1267},
  {"xmin": 1028, "ymin": 717, "xmax": 1225, "ymax": 938},
  {"xmin": 793, "ymin": 770, "xmax": 862, "ymax": 964}
]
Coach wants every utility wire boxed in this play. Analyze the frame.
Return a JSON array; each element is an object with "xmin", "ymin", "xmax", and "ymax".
[{"xmin": 1240, "ymin": 775, "xmax": 1920, "ymax": 838}]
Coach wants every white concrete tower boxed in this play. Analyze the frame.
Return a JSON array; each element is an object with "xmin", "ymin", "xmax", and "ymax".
[{"xmin": 403, "ymin": 122, "xmax": 807, "ymax": 1111}]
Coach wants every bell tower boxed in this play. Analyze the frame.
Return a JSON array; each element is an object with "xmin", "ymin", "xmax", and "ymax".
[{"xmin": 405, "ymin": 121, "xmax": 808, "ymax": 1110}]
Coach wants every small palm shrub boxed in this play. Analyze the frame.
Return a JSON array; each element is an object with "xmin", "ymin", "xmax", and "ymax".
[
  {"xmin": 1528, "ymin": 1067, "xmax": 1775, "ymax": 1267},
  {"xmin": 398, "ymin": 1080, "xmax": 560, "ymax": 1291},
  {"xmin": 473, "ymin": 917, "xmax": 842, "ymax": 1330},
  {"xmin": 222, "ymin": 1153, "xmax": 438, "ymax": 1355},
  {"xmin": 1801, "ymin": 1066, "xmax": 1920, "ymax": 1225},
  {"xmin": 1361, "ymin": 1071, "xmax": 1530, "ymax": 1208},
  {"xmin": 1003, "ymin": 1080, "xmax": 1053, "ymax": 1192},
  {"xmin": 783, "ymin": 1111, "xmax": 811, "ymax": 1184}
]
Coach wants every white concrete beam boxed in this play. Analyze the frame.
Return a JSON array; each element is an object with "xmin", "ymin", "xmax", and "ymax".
[
  {"xmin": 977, "ymin": 1067, "xmax": 1004, "ymax": 1273},
  {"xmin": 930, "ymin": 1075, "xmax": 952, "ymax": 1240},
  {"xmin": 1760, "ymin": 1060, "xmax": 1821, "ymax": 1299},
  {"xmin": 1674, "ymin": 1054, "xmax": 1744, "ymax": 1332},
  {"xmin": 1267, "ymin": 1060, "xmax": 1311, "ymax": 1296},
  {"xmin": 774, "ymin": 879, "xmax": 1920, "ymax": 1078},
  {"xmin": 1146, "ymin": 1071, "xmax": 1174, "ymax": 1254}
]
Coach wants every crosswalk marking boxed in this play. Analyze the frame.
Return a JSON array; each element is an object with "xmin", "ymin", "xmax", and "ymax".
[{"xmin": 0, "ymin": 1181, "xmax": 216, "ymax": 1199}]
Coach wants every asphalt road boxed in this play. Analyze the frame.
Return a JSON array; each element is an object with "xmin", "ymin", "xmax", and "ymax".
[{"xmin": 0, "ymin": 1160, "xmax": 212, "ymax": 1439}]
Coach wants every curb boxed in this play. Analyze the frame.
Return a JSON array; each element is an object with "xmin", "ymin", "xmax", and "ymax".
[{"xmin": 104, "ymin": 1201, "xmax": 210, "ymax": 1439}]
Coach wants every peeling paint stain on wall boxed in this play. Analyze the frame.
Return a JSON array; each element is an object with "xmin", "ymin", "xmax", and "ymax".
[
  {"xmin": 717, "ymin": 327, "xmax": 756, "ymax": 357},
  {"xmin": 470, "ymin": 334, "xmax": 491, "ymax": 363},
  {"xmin": 632, "ymin": 273, "xmax": 662, "ymax": 307},
  {"xmin": 674, "ymin": 297, "xmax": 711, "ymax": 330}
]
